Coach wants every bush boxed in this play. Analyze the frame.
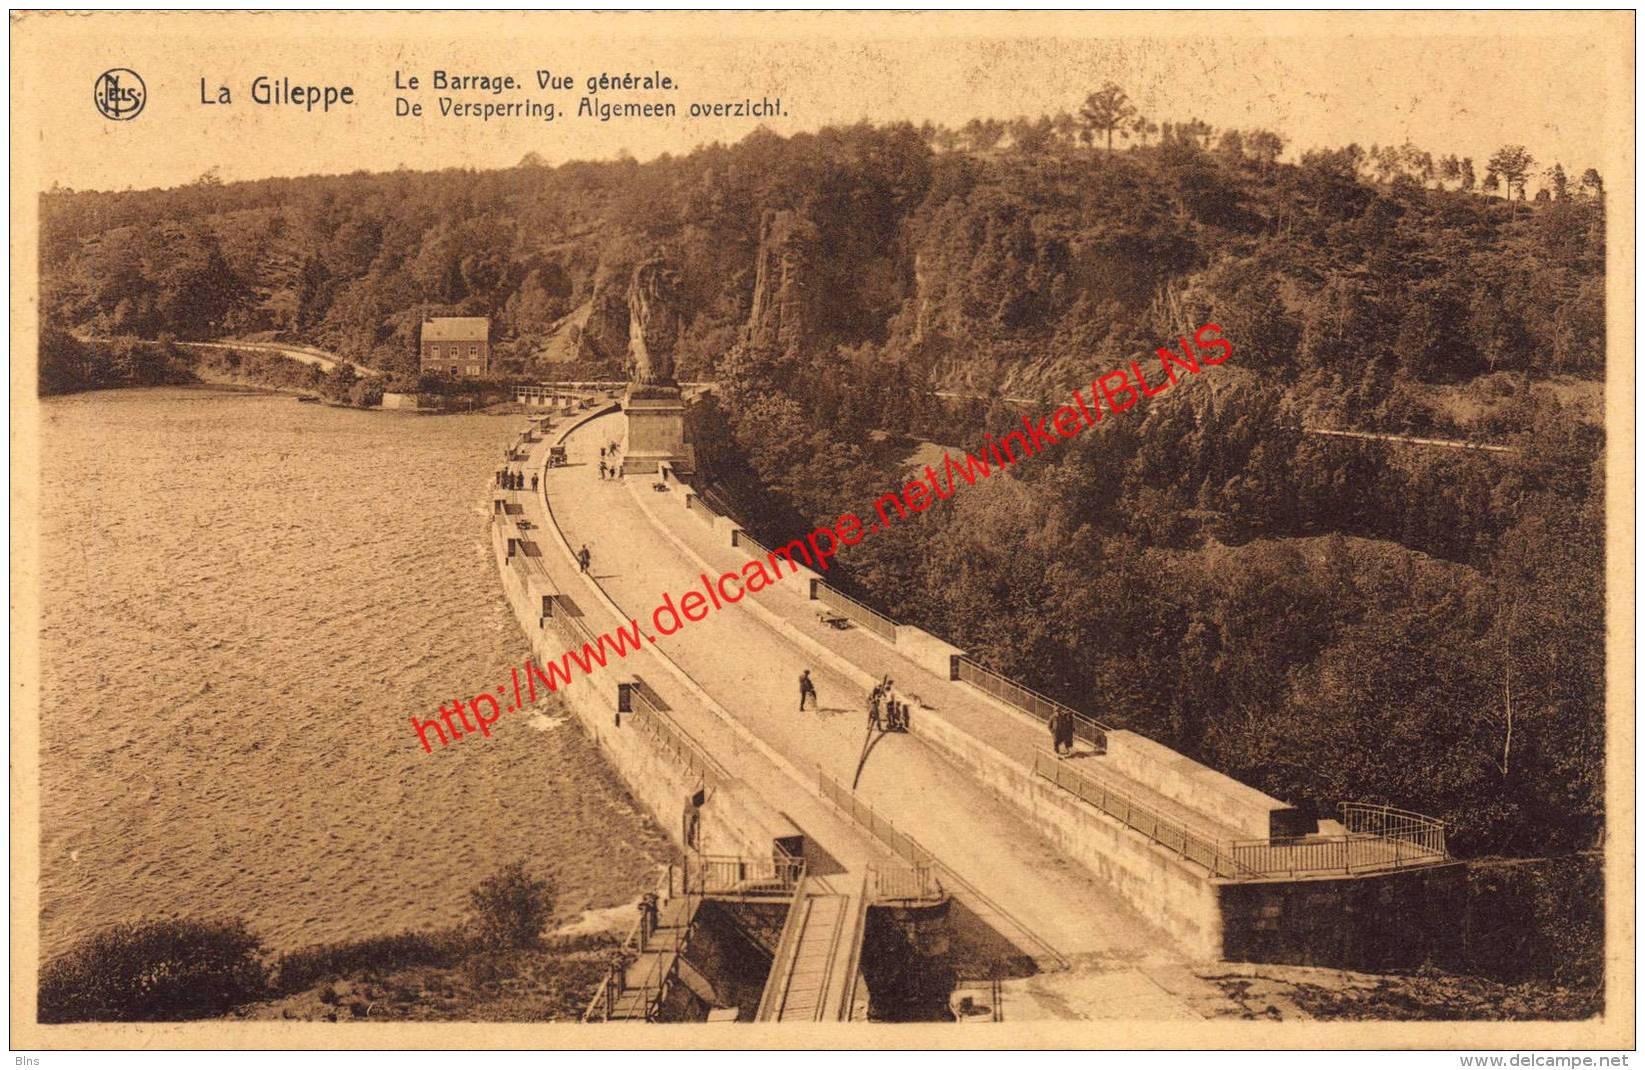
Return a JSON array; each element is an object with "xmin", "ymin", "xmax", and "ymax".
[
  {"xmin": 348, "ymin": 377, "xmax": 386, "ymax": 408},
  {"xmin": 469, "ymin": 862, "xmax": 555, "ymax": 951},
  {"xmin": 269, "ymin": 928, "xmax": 469, "ymax": 995},
  {"xmin": 39, "ymin": 918, "xmax": 267, "ymax": 1022}
]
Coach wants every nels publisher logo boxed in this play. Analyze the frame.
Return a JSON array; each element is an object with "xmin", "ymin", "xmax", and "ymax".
[{"xmin": 94, "ymin": 68, "xmax": 146, "ymax": 121}]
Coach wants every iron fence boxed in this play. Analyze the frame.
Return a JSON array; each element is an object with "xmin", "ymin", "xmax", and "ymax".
[
  {"xmin": 813, "ymin": 583, "xmax": 898, "ymax": 642},
  {"xmin": 1032, "ymin": 749, "xmax": 1245, "ymax": 879},
  {"xmin": 731, "ymin": 529, "xmax": 771, "ymax": 559},
  {"xmin": 542, "ymin": 595, "xmax": 597, "ymax": 650},
  {"xmin": 627, "ymin": 683, "xmax": 729, "ymax": 790},
  {"xmin": 816, "ymin": 768, "xmax": 937, "ymax": 870},
  {"xmin": 683, "ymin": 853, "xmax": 805, "ymax": 897},
  {"xmin": 753, "ymin": 871, "xmax": 814, "ymax": 1021},
  {"xmin": 837, "ymin": 873, "xmax": 873, "ymax": 1021},
  {"xmin": 1341, "ymin": 802, "xmax": 1448, "ymax": 856},
  {"xmin": 695, "ymin": 484, "xmax": 740, "ymax": 520},
  {"xmin": 1034, "ymin": 750, "xmax": 1448, "ymax": 881},
  {"xmin": 683, "ymin": 493, "xmax": 717, "ymax": 524},
  {"xmin": 1229, "ymin": 805, "xmax": 1447, "ymax": 878},
  {"xmin": 868, "ymin": 864, "xmax": 944, "ymax": 903},
  {"xmin": 959, "ymin": 657, "xmax": 1109, "ymax": 753},
  {"xmin": 1229, "ymin": 837, "xmax": 1350, "ymax": 878},
  {"xmin": 584, "ymin": 888, "xmax": 699, "ymax": 1023}
]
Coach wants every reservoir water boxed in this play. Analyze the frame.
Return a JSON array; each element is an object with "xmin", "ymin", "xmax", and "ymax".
[{"xmin": 36, "ymin": 388, "xmax": 670, "ymax": 959}]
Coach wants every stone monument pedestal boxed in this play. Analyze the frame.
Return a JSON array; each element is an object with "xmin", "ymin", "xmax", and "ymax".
[{"xmin": 622, "ymin": 385, "xmax": 692, "ymax": 475}]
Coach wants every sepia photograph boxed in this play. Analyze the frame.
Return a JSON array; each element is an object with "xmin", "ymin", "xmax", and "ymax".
[{"xmin": 8, "ymin": 8, "xmax": 1635, "ymax": 1053}]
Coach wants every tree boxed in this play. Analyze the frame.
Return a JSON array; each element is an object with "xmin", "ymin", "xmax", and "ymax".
[
  {"xmin": 1180, "ymin": 117, "xmax": 1214, "ymax": 149},
  {"xmin": 961, "ymin": 117, "xmax": 1006, "ymax": 152},
  {"xmin": 1547, "ymin": 163, "xmax": 1570, "ymax": 201},
  {"xmin": 1246, "ymin": 130, "xmax": 1286, "ymax": 176},
  {"xmin": 1460, "ymin": 157, "xmax": 1477, "ymax": 191},
  {"xmin": 1439, "ymin": 155, "xmax": 1462, "ymax": 188},
  {"xmin": 469, "ymin": 861, "xmax": 555, "ymax": 950},
  {"xmin": 1578, "ymin": 167, "xmax": 1603, "ymax": 199},
  {"xmin": 1487, "ymin": 145, "xmax": 1535, "ymax": 201},
  {"xmin": 1050, "ymin": 111, "xmax": 1079, "ymax": 145},
  {"xmin": 1131, "ymin": 115, "xmax": 1158, "ymax": 146},
  {"xmin": 1372, "ymin": 144, "xmax": 1402, "ymax": 183},
  {"xmin": 1008, "ymin": 115, "xmax": 1054, "ymax": 154},
  {"xmin": 1216, "ymin": 129, "xmax": 1246, "ymax": 158},
  {"xmin": 1482, "ymin": 170, "xmax": 1501, "ymax": 197},
  {"xmin": 1078, "ymin": 82, "xmax": 1136, "ymax": 153},
  {"xmin": 39, "ymin": 918, "xmax": 266, "ymax": 1022}
]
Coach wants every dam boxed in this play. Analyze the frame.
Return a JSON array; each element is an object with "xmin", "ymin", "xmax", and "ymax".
[{"xmin": 489, "ymin": 396, "xmax": 1458, "ymax": 1023}]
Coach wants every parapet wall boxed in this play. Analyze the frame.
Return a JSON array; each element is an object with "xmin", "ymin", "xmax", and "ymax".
[{"xmin": 1101, "ymin": 731, "xmax": 1295, "ymax": 841}]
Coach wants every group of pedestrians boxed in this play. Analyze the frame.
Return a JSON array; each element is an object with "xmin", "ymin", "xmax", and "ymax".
[
  {"xmin": 796, "ymin": 668, "xmax": 913, "ymax": 733},
  {"xmin": 495, "ymin": 468, "xmax": 538, "ymax": 493},
  {"xmin": 868, "ymin": 676, "xmax": 910, "ymax": 732},
  {"xmin": 598, "ymin": 444, "xmax": 623, "ymax": 481}
]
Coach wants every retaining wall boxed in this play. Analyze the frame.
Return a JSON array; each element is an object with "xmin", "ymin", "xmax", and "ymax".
[{"xmin": 1217, "ymin": 862, "xmax": 1467, "ymax": 970}]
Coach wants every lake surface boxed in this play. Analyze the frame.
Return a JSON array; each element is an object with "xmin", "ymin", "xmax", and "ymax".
[{"xmin": 36, "ymin": 388, "xmax": 670, "ymax": 959}]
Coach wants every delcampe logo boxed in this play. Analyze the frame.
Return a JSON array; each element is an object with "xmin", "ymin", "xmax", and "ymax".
[{"xmin": 93, "ymin": 68, "xmax": 146, "ymax": 120}]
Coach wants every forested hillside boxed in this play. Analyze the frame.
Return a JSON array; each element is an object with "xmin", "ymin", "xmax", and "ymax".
[{"xmin": 40, "ymin": 98, "xmax": 1607, "ymax": 865}]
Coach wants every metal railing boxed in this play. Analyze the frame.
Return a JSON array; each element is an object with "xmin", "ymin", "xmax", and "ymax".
[
  {"xmin": 813, "ymin": 583, "xmax": 898, "ymax": 642},
  {"xmin": 624, "ymin": 892, "xmax": 695, "ymax": 1022},
  {"xmin": 1341, "ymin": 802, "xmax": 1448, "ymax": 856},
  {"xmin": 1228, "ymin": 837, "xmax": 1352, "ymax": 878},
  {"xmin": 1032, "ymin": 749, "xmax": 1247, "ymax": 879},
  {"xmin": 731, "ymin": 529, "xmax": 772, "ymax": 560},
  {"xmin": 695, "ymin": 484, "xmax": 740, "ymax": 520},
  {"xmin": 753, "ymin": 873, "xmax": 813, "ymax": 1021},
  {"xmin": 816, "ymin": 768, "xmax": 937, "ymax": 870},
  {"xmin": 1034, "ymin": 751, "xmax": 1449, "ymax": 881},
  {"xmin": 542, "ymin": 594, "xmax": 597, "ymax": 650},
  {"xmin": 960, "ymin": 657, "xmax": 1109, "ymax": 753},
  {"xmin": 837, "ymin": 873, "xmax": 873, "ymax": 1021},
  {"xmin": 627, "ymin": 682, "xmax": 729, "ymax": 790},
  {"xmin": 868, "ymin": 863, "xmax": 944, "ymax": 903},
  {"xmin": 1229, "ymin": 804, "xmax": 1448, "ymax": 879},
  {"xmin": 584, "ymin": 890, "xmax": 700, "ymax": 1023},
  {"xmin": 683, "ymin": 493, "xmax": 718, "ymax": 524},
  {"xmin": 682, "ymin": 853, "xmax": 806, "ymax": 897},
  {"xmin": 819, "ymin": 766, "xmax": 1066, "ymax": 971}
]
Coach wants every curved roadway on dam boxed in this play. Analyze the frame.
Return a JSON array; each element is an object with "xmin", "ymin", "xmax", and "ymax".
[{"xmin": 537, "ymin": 409, "xmax": 1234, "ymax": 1020}]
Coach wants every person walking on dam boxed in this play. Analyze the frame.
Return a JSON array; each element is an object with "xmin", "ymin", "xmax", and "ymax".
[
  {"xmin": 799, "ymin": 669, "xmax": 817, "ymax": 712},
  {"xmin": 531, "ymin": 473, "xmax": 539, "ymax": 493},
  {"xmin": 579, "ymin": 544, "xmax": 591, "ymax": 573}
]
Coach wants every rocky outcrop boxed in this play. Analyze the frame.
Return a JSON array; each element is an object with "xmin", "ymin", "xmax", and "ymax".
[
  {"xmin": 742, "ymin": 208, "xmax": 822, "ymax": 361},
  {"xmin": 576, "ymin": 260, "xmax": 632, "ymax": 365},
  {"xmin": 627, "ymin": 258, "xmax": 682, "ymax": 387}
]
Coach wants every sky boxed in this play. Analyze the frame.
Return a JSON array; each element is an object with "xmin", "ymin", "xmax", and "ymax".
[{"xmin": 11, "ymin": 10, "xmax": 1631, "ymax": 194}]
